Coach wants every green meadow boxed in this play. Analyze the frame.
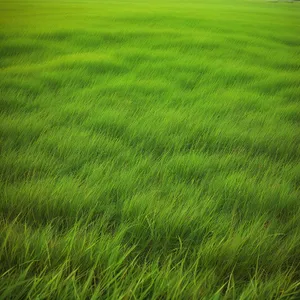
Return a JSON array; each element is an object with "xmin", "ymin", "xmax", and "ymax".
[{"xmin": 0, "ymin": 0, "xmax": 300, "ymax": 298}]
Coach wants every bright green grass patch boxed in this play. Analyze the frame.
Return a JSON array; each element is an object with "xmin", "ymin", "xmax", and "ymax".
[{"xmin": 0, "ymin": 0, "xmax": 300, "ymax": 299}]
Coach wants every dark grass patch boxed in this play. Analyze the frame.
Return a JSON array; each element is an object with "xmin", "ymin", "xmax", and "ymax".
[{"xmin": 0, "ymin": 39, "xmax": 46, "ymax": 57}]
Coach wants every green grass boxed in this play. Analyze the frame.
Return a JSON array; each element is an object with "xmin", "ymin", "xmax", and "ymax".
[{"xmin": 0, "ymin": 0, "xmax": 300, "ymax": 298}]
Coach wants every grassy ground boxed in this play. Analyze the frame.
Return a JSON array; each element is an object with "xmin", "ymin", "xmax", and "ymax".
[{"xmin": 0, "ymin": 0, "xmax": 300, "ymax": 298}]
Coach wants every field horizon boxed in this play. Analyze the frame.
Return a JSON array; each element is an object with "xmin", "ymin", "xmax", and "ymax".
[{"xmin": 0, "ymin": 0, "xmax": 300, "ymax": 299}]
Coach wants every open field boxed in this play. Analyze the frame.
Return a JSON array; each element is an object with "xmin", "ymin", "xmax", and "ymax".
[{"xmin": 0, "ymin": 0, "xmax": 300, "ymax": 298}]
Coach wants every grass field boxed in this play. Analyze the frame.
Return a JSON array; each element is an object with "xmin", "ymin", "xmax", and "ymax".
[{"xmin": 0, "ymin": 0, "xmax": 300, "ymax": 298}]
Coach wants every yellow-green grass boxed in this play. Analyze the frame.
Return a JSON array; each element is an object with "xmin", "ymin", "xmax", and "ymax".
[{"xmin": 0, "ymin": 0, "xmax": 300, "ymax": 298}]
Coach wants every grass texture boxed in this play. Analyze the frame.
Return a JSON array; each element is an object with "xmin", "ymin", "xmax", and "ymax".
[{"xmin": 0, "ymin": 0, "xmax": 300, "ymax": 298}]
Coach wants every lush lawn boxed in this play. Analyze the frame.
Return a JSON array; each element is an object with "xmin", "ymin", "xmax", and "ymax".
[{"xmin": 0, "ymin": 0, "xmax": 300, "ymax": 298}]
